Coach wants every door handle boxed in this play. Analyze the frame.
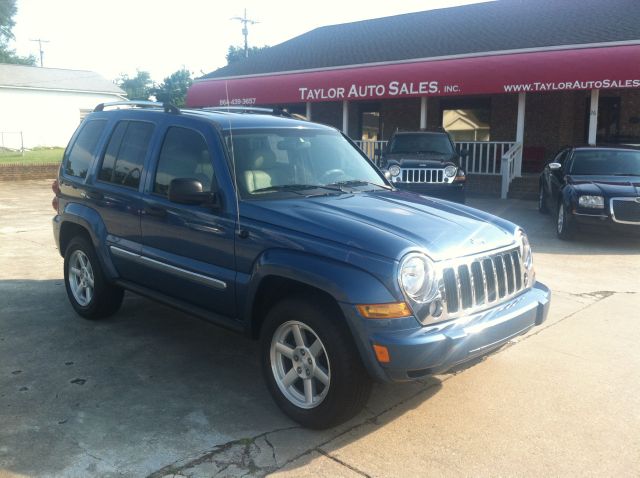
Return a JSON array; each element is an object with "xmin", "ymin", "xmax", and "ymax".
[
  {"xmin": 143, "ymin": 205, "xmax": 167, "ymax": 217},
  {"xmin": 83, "ymin": 191, "xmax": 103, "ymax": 200}
]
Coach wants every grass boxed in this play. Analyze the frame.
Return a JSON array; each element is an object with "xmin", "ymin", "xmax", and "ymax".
[{"xmin": 0, "ymin": 147, "xmax": 64, "ymax": 165}]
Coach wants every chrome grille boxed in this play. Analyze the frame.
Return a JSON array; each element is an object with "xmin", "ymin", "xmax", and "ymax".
[
  {"xmin": 400, "ymin": 168, "xmax": 446, "ymax": 183},
  {"xmin": 611, "ymin": 198, "xmax": 640, "ymax": 225},
  {"xmin": 442, "ymin": 248, "xmax": 525, "ymax": 317}
]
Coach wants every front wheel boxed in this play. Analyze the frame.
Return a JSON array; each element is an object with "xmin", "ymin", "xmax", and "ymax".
[
  {"xmin": 538, "ymin": 183, "xmax": 548, "ymax": 214},
  {"xmin": 556, "ymin": 202, "xmax": 575, "ymax": 240},
  {"xmin": 260, "ymin": 297, "xmax": 372, "ymax": 429},
  {"xmin": 64, "ymin": 236, "xmax": 124, "ymax": 319}
]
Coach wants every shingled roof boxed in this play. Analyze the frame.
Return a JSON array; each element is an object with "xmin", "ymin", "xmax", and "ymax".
[
  {"xmin": 0, "ymin": 64, "xmax": 125, "ymax": 95},
  {"xmin": 204, "ymin": 0, "xmax": 640, "ymax": 79}
]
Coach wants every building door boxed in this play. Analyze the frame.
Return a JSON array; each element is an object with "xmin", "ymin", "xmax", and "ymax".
[{"xmin": 584, "ymin": 96, "xmax": 620, "ymax": 143}]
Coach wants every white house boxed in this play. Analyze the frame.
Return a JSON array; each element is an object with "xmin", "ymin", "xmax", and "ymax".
[{"xmin": 0, "ymin": 64, "xmax": 126, "ymax": 149}]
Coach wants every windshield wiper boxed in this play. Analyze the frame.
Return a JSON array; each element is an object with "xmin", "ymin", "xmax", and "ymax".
[
  {"xmin": 610, "ymin": 173, "xmax": 640, "ymax": 177},
  {"xmin": 329, "ymin": 180, "xmax": 392, "ymax": 191},
  {"xmin": 252, "ymin": 184, "xmax": 344, "ymax": 194},
  {"xmin": 417, "ymin": 150, "xmax": 447, "ymax": 155}
]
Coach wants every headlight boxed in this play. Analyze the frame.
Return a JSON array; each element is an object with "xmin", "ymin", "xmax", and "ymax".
[
  {"xmin": 578, "ymin": 195, "xmax": 604, "ymax": 209},
  {"xmin": 515, "ymin": 229, "xmax": 534, "ymax": 286},
  {"xmin": 398, "ymin": 253, "xmax": 437, "ymax": 302},
  {"xmin": 444, "ymin": 165, "xmax": 457, "ymax": 178},
  {"xmin": 388, "ymin": 164, "xmax": 401, "ymax": 177}
]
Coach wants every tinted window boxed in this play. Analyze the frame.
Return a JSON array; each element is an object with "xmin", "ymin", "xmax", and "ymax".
[
  {"xmin": 154, "ymin": 127, "xmax": 214, "ymax": 196},
  {"xmin": 388, "ymin": 134, "xmax": 454, "ymax": 155},
  {"xmin": 570, "ymin": 150, "xmax": 640, "ymax": 175},
  {"xmin": 99, "ymin": 121, "xmax": 154, "ymax": 189},
  {"xmin": 64, "ymin": 120, "xmax": 107, "ymax": 178}
]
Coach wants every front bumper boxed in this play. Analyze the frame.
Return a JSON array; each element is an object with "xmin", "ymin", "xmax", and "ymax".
[
  {"xmin": 572, "ymin": 212, "xmax": 640, "ymax": 233},
  {"xmin": 394, "ymin": 182, "xmax": 465, "ymax": 203},
  {"xmin": 345, "ymin": 282, "xmax": 550, "ymax": 382}
]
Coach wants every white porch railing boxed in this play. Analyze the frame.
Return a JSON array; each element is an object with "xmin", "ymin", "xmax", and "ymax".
[
  {"xmin": 354, "ymin": 140, "xmax": 387, "ymax": 165},
  {"xmin": 454, "ymin": 141, "xmax": 515, "ymax": 175},
  {"xmin": 500, "ymin": 142, "xmax": 523, "ymax": 199},
  {"xmin": 355, "ymin": 138, "xmax": 523, "ymax": 198}
]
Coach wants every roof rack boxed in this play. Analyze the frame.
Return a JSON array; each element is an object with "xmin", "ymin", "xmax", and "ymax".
[
  {"xmin": 202, "ymin": 106, "xmax": 293, "ymax": 118},
  {"xmin": 94, "ymin": 101, "xmax": 180, "ymax": 114}
]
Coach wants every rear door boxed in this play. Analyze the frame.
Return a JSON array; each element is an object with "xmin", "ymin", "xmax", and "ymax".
[
  {"xmin": 86, "ymin": 118, "xmax": 156, "ymax": 281},
  {"xmin": 138, "ymin": 120, "xmax": 237, "ymax": 318}
]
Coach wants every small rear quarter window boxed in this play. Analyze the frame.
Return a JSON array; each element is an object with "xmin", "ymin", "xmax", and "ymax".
[{"xmin": 64, "ymin": 120, "xmax": 107, "ymax": 178}]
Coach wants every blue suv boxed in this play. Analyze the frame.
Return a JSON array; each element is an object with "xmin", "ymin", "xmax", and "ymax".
[{"xmin": 52, "ymin": 102, "xmax": 550, "ymax": 429}]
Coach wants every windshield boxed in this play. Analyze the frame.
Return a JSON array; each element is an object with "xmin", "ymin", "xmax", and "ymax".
[
  {"xmin": 388, "ymin": 134, "xmax": 454, "ymax": 155},
  {"xmin": 224, "ymin": 129, "xmax": 388, "ymax": 198},
  {"xmin": 570, "ymin": 150, "xmax": 640, "ymax": 176}
]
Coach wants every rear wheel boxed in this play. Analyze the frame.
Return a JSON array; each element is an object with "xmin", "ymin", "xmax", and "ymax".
[
  {"xmin": 556, "ymin": 202, "xmax": 575, "ymax": 240},
  {"xmin": 260, "ymin": 297, "xmax": 372, "ymax": 429},
  {"xmin": 64, "ymin": 236, "xmax": 124, "ymax": 319}
]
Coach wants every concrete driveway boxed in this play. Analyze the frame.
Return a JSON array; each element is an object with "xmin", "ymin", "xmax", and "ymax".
[{"xmin": 1, "ymin": 181, "xmax": 638, "ymax": 477}]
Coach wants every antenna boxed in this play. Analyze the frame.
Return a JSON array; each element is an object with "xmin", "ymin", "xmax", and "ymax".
[
  {"xmin": 29, "ymin": 38, "xmax": 49, "ymax": 67},
  {"xmin": 224, "ymin": 81, "xmax": 244, "ymax": 238},
  {"xmin": 231, "ymin": 9, "xmax": 259, "ymax": 58}
]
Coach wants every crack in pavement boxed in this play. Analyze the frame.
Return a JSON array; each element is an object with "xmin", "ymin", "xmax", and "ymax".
[
  {"xmin": 317, "ymin": 449, "xmax": 371, "ymax": 477},
  {"xmin": 145, "ymin": 290, "xmax": 617, "ymax": 478}
]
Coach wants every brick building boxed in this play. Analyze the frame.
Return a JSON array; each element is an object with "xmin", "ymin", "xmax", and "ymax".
[{"xmin": 187, "ymin": 0, "xmax": 640, "ymax": 182}]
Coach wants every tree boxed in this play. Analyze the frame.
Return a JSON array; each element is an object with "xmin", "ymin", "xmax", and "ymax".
[
  {"xmin": 0, "ymin": 0, "xmax": 36, "ymax": 65},
  {"xmin": 225, "ymin": 45, "xmax": 269, "ymax": 65},
  {"xmin": 116, "ymin": 70, "xmax": 153, "ymax": 100},
  {"xmin": 152, "ymin": 68, "xmax": 193, "ymax": 107}
]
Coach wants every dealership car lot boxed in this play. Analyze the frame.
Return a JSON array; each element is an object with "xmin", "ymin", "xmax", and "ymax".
[{"xmin": 1, "ymin": 180, "xmax": 639, "ymax": 477}]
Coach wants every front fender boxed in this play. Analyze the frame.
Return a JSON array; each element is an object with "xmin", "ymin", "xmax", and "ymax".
[
  {"xmin": 240, "ymin": 248, "xmax": 398, "ymax": 322},
  {"xmin": 61, "ymin": 202, "xmax": 118, "ymax": 279}
]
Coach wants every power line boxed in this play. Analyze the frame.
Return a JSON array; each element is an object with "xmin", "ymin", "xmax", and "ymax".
[
  {"xmin": 29, "ymin": 38, "xmax": 50, "ymax": 67},
  {"xmin": 231, "ymin": 9, "xmax": 259, "ymax": 58}
]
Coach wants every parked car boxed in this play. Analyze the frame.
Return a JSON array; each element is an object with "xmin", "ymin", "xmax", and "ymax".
[
  {"xmin": 379, "ymin": 130, "xmax": 467, "ymax": 203},
  {"xmin": 52, "ymin": 102, "xmax": 550, "ymax": 429},
  {"xmin": 538, "ymin": 145, "xmax": 640, "ymax": 239}
]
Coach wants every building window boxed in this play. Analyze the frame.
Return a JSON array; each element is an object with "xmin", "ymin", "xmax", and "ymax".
[{"xmin": 441, "ymin": 99, "xmax": 491, "ymax": 142}]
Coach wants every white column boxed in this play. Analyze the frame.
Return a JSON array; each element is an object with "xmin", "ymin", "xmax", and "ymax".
[
  {"xmin": 420, "ymin": 97, "xmax": 427, "ymax": 130},
  {"xmin": 342, "ymin": 100, "xmax": 349, "ymax": 135},
  {"xmin": 305, "ymin": 101, "xmax": 311, "ymax": 120},
  {"xmin": 515, "ymin": 92, "xmax": 526, "ymax": 176},
  {"xmin": 588, "ymin": 89, "xmax": 599, "ymax": 145}
]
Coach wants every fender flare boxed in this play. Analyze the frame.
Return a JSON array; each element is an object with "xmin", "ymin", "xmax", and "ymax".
[
  {"xmin": 241, "ymin": 248, "xmax": 398, "ymax": 326},
  {"xmin": 60, "ymin": 202, "xmax": 119, "ymax": 279}
]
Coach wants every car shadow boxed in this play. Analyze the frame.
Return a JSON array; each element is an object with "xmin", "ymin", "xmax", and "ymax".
[{"xmin": 0, "ymin": 278, "xmax": 446, "ymax": 477}]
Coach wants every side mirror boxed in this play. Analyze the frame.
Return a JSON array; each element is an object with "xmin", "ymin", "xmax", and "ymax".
[
  {"xmin": 168, "ymin": 178, "xmax": 217, "ymax": 206},
  {"xmin": 548, "ymin": 162, "xmax": 562, "ymax": 171},
  {"xmin": 460, "ymin": 149, "xmax": 469, "ymax": 158}
]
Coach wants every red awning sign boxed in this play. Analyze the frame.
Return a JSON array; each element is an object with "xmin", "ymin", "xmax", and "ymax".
[{"xmin": 186, "ymin": 45, "xmax": 640, "ymax": 107}]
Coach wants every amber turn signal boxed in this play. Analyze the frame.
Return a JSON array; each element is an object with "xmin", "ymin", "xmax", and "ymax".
[
  {"xmin": 373, "ymin": 344, "xmax": 390, "ymax": 363},
  {"xmin": 357, "ymin": 302, "xmax": 411, "ymax": 319}
]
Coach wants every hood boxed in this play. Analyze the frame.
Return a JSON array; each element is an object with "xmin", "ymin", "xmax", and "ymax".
[
  {"xmin": 384, "ymin": 151, "xmax": 458, "ymax": 167},
  {"xmin": 241, "ymin": 191, "xmax": 516, "ymax": 262},
  {"xmin": 569, "ymin": 175, "xmax": 640, "ymax": 197}
]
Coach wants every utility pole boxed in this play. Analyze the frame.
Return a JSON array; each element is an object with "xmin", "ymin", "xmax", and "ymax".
[
  {"xmin": 29, "ymin": 38, "xmax": 49, "ymax": 67},
  {"xmin": 231, "ymin": 9, "xmax": 259, "ymax": 58}
]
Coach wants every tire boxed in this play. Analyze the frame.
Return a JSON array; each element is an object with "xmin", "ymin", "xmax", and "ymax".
[
  {"xmin": 260, "ymin": 297, "xmax": 372, "ymax": 429},
  {"xmin": 64, "ymin": 236, "xmax": 124, "ymax": 319},
  {"xmin": 556, "ymin": 201, "xmax": 575, "ymax": 240},
  {"xmin": 538, "ymin": 183, "xmax": 548, "ymax": 214}
]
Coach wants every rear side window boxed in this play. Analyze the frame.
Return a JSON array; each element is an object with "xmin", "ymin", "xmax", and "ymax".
[
  {"xmin": 64, "ymin": 120, "xmax": 107, "ymax": 178},
  {"xmin": 99, "ymin": 120, "xmax": 154, "ymax": 189},
  {"xmin": 153, "ymin": 127, "xmax": 214, "ymax": 197}
]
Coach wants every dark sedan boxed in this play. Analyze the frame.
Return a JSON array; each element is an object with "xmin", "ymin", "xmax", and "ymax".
[{"xmin": 538, "ymin": 146, "xmax": 640, "ymax": 239}]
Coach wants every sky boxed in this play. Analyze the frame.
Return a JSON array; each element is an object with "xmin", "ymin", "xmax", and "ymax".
[{"xmin": 11, "ymin": 0, "xmax": 488, "ymax": 83}]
